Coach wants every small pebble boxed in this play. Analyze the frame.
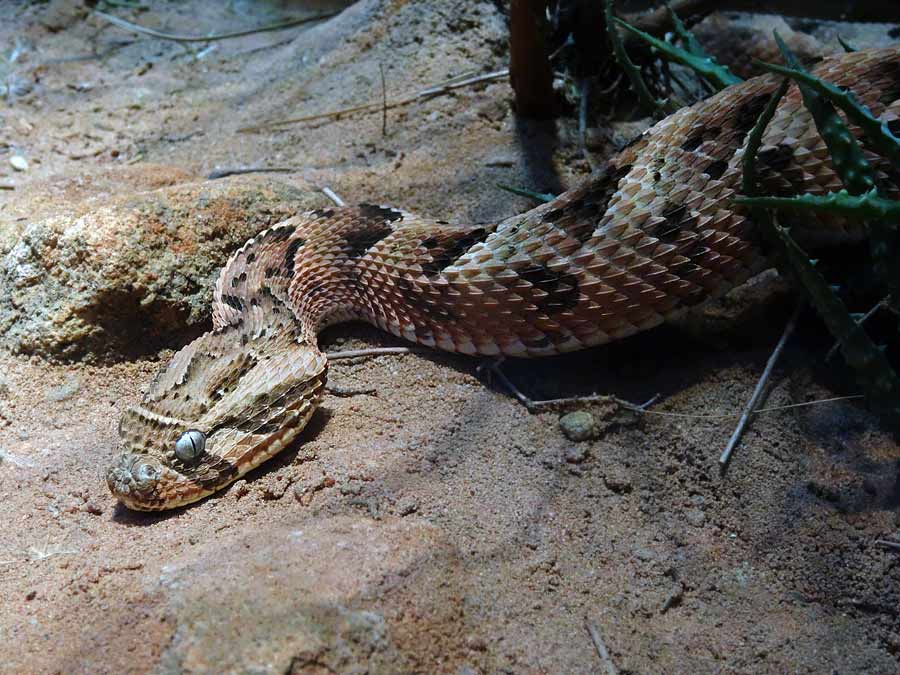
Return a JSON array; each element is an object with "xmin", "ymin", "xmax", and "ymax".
[
  {"xmin": 559, "ymin": 411, "xmax": 595, "ymax": 442},
  {"xmin": 340, "ymin": 481, "xmax": 363, "ymax": 496},
  {"xmin": 397, "ymin": 496, "xmax": 419, "ymax": 516},
  {"xmin": 603, "ymin": 469, "xmax": 632, "ymax": 494},
  {"xmin": 685, "ymin": 508, "xmax": 706, "ymax": 527},
  {"xmin": 633, "ymin": 546, "xmax": 656, "ymax": 562},
  {"xmin": 9, "ymin": 155, "xmax": 28, "ymax": 171},
  {"xmin": 45, "ymin": 376, "xmax": 81, "ymax": 402},
  {"xmin": 564, "ymin": 446, "xmax": 589, "ymax": 464},
  {"xmin": 465, "ymin": 636, "xmax": 487, "ymax": 652}
]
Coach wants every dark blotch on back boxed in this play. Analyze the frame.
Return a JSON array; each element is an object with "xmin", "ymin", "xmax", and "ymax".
[
  {"xmin": 734, "ymin": 93, "xmax": 772, "ymax": 136},
  {"xmin": 543, "ymin": 163, "xmax": 632, "ymax": 244},
  {"xmin": 878, "ymin": 60, "xmax": 900, "ymax": 106},
  {"xmin": 651, "ymin": 202, "xmax": 694, "ymax": 243},
  {"xmin": 282, "ymin": 237, "xmax": 306, "ymax": 277},
  {"xmin": 358, "ymin": 203, "xmax": 404, "ymax": 222},
  {"xmin": 758, "ymin": 144, "xmax": 794, "ymax": 172},
  {"xmin": 680, "ymin": 127, "xmax": 720, "ymax": 153},
  {"xmin": 221, "ymin": 294, "xmax": 244, "ymax": 312},
  {"xmin": 343, "ymin": 223, "xmax": 393, "ymax": 258},
  {"xmin": 312, "ymin": 208, "xmax": 335, "ymax": 219},
  {"xmin": 681, "ymin": 135, "xmax": 704, "ymax": 153},
  {"xmin": 421, "ymin": 228, "xmax": 490, "ymax": 277},
  {"xmin": 704, "ymin": 159, "xmax": 728, "ymax": 180},
  {"xmin": 610, "ymin": 163, "xmax": 633, "ymax": 184},
  {"xmin": 261, "ymin": 225, "xmax": 295, "ymax": 243},
  {"xmin": 519, "ymin": 265, "xmax": 580, "ymax": 314},
  {"xmin": 395, "ymin": 275, "xmax": 455, "ymax": 320}
]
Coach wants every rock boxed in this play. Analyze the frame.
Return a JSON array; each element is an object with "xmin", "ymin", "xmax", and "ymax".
[
  {"xmin": 9, "ymin": 156, "xmax": 28, "ymax": 172},
  {"xmin": 293, "ymin": 474, "xmax": 331, "ymax": 505},
  {"xmin": 44, "ymin": 375, "xmax": 80, "ymax": 402},
  {"xmin": 685, "ymin": 509, "xmax": 706, "ymax": 527},
  {"xmin": 40, "ymin": 0, "xmax": 87, "ymax": 32},
  {"xmin": 152, "ymin": 515, "xmax": 437, "ymax": 673},
  {"xmin": 602, "ymin": 467, "xmax": 632, "ymax": 494},
  {"xmin": 0, "ymin": 171, "xmax": 328, "ymax": 360},
  {"xmin": 559, "ymin": 411, "xmax": 596, "ymax": 442},
  {"xmin": 340, "ymin": 481, "xmax": 364, "ymax": 496},
  {"xmin": 632, "ymin": 546, "xmax": 657, "ymax": 562},
  {"xmin": 564, "ymin": 446, "xmax": 589, "ymax": 464},
  {"xmin": 396, "ymin": 496, "xmax": 419, "ymax": 516}
]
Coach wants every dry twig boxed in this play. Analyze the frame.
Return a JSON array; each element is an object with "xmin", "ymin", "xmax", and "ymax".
[
  {"xmin": 874, "ymin": 539, "xmax": 900, "ymax": 552},
  {"xmin": 478, "ymin": 358, "xmax": 655, "ymax": 413},
  {"xmin": 321, "ymin": 187, "xmax": 346, "ymax": 207},
  {"xmin": 90, "ymin": 8, "xmax": 337, "ymax": 43},
  {"xmin": 326, "ymin": 347, "xmax": 416, "ymax": 361},
  {"xmin": 239, "ymin": 69, "xmax": 509, "ymax": 133},
  {"xmin": 825, "ymin": 296, "xmax": 889, "ymax": 361},
  {"xmin": 207, "ymin": 166, "xmax": 297, "ymax": 179},
  {"xmin": 379, "ymin": 62, "xmax": 388, "ymax": 136},
  {"xmin": 586, "ymin": 620, "xmax": 618, "ymax": 675},
  {"xmin": 720, "ymin": 306, "xmax": 801, "ymax": 468}
]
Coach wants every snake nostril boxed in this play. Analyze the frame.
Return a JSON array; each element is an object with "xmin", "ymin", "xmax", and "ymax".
[{"xmin": 133, "ymin": 462, "xmax": 159, "ymax": 483}]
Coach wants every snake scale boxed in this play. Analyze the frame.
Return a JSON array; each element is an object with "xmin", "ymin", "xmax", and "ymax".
[{"xmin": 107, "ymin": 46, "xmax": 900, "ymax": 510}]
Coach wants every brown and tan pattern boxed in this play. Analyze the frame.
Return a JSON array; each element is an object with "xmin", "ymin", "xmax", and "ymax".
[{"xmin": 107, "ymin": 47, "xmax": 900, "ymax": 510}]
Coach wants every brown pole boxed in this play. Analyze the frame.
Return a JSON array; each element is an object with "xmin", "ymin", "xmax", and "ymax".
[{"xmin": 509, "ymin": 0, "xmax": 556, "ymax": 119}]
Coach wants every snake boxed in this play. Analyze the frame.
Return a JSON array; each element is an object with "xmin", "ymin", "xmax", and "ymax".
[{"xmin": 106, "ymin": 46, "xmax": 900, "ymax": 510}]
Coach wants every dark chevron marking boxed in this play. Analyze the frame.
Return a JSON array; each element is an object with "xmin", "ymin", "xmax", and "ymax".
[
  {"xmin": 394, "ymin": 275, "xmax": 455, "ymax": 321},
  {"xmin": 758, "ymin": 144, "xmax": 794, "ymax": 172},
  {"xmin": 680, "ymin": 127, "xmax": 721, "ymax": 153},
  {"xmin": 221, "ymin": 294, "xmax": 244, "ymax": 312},
  {"xmin": 283, "ymin": 238, "xmax": 306, "ymax": 277},
  {"xmin": 358, "ymin": 203, "xmax": 404, "ymax": 222},
  {"xmin": 704, "ymin": 159, "xmax": 728, "ymax": 180},
  {"xmin": 542, "ymin": 163, "xmax": 633, "ymax": 244},
  {"xmin": 343, "ymin": 222, "xmax": 393, "ymax": 258},
  {"xmin": 519, "ymin": 265, "xmax": 580, "ymax": 314},
  {"xmin": 420, "ymin": 227, "xmax": 490, "ymax": 277},
  {"xmin": 260, "ymin": 225, "xmax": 295, "ymax": 243},
  {"xmin": 734, "ymin": 93, "xmax": 771, "ymax": 136}
]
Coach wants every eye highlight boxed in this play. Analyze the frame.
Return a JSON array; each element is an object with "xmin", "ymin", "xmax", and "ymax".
[{"xmin": 175, "ymin": 429, "xmax": 206, "ymax": 462}]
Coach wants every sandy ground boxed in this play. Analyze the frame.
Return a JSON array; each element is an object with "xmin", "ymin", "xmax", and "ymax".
[{"xmin": 1, "ymin": 1, "xmax": 899, "ymax": 673}]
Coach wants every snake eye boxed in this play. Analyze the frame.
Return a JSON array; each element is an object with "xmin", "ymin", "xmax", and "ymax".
[{"xmin": 175, "ymin": 429, "xmax": 206, "ymax": 462}]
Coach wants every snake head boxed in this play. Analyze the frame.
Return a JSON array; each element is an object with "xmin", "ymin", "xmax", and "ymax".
[{"xmin": 107, "ymin": 319, "xmax": 327, "ymax": 510}]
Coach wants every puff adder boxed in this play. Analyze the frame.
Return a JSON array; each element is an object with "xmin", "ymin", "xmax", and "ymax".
[{"xmin": 107, "ymin": 47, "xmax": 900, "ymax": 510}]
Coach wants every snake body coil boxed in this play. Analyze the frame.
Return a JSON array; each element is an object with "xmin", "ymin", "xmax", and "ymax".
[{"xmin": 107, "ymin": 47, "xmax": 900, "ymax": 510}]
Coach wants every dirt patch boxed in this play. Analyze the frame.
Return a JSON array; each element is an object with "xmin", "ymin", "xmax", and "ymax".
[{"xmin": 1, "ymin": 2, "xmax": 899, "ymax": 673}]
